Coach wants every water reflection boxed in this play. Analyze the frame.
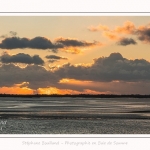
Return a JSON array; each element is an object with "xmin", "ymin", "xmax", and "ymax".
[{"xmin": 0, "ymin": 97, "xmax": 150, "ymax": 119}]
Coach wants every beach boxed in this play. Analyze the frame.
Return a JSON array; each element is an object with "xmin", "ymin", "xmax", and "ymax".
[
  {"xmin": 0, "ymin": 97, "xmax": 150, "ymax": 134},
  {"xmin": 1, "ymin": 118, "xmax": 150, "ymax": 134}
]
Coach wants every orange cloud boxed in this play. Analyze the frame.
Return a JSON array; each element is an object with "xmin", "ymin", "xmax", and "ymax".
[
  {"xmin": 88, "ymin": 21, "xmax": 137, "ymax": 43},
  {"xmin": 37, "ymin": 87, "xmax": 80, "ymax": 95},
  {"xmin": 59, "ymin": 78, "xmax": 92, "ymax": 85},
  {"xmin": 59, "ymin": 78, "xmax": 70, "ymax": 83},
  {"xmin": 137, "ymin": 24, "xmax": 150, "ymax": 32},
  {"xmin": 60, "ymin": 43, "xmax": 103, "ymax": 54},
  {"xmin": 83, "ymin": 89, "xmax": 111, "ymax": 94},
  {"xmin": 88, "ymin": 24, "xmax": 109, "ymax": 32},
  {"xmin": 60, "ymin": 47, "xmax": 82, "ymax": 54},
  {"xmin": 14, "ymin": 82, "xmax": 29, "ymax": 87},
  {"xmin": 114, "ymin": 21, "xmax": 136, "ymax": 34},
  {"xmin": 137, "ymin": 25, "xmax": 147, "ymax": 31},
  {"xmin": 0, "ymin": 86, "xmax": 33, "ymax": 94},
  {"xmin": 103, "ymin": 32, "xmax": 119, "ymax": 40},
  {"xmin": 37, "ymin": 87, "xmax": 106, "ymax": 95},
  {"xmin": 88, "ymin": 21, "xmax": 136, "ymax": 34}
]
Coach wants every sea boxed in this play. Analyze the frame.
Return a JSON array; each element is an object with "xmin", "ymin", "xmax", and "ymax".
[{"xmin": 0, "ymin": 97, "xmax": 150, "ymax": 134}]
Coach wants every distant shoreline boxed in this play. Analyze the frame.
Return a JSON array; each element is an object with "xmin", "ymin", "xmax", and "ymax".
[{"xmin": 0, "ymin": 94, "xmax": 150, "ymax": 98}]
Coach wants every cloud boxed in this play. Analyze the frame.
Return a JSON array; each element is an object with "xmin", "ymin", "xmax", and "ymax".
[
  {"xmin": 45, "ymin": 55, "xmax": 68, "ymax": 60},
  {"xmin": 46, "ymin": 55, "xmax": 68, "ymax": 63},
  {"xmin": 37, "ymin": 87, "xmax": 80, "ymax": 95},
  {"xmin": 88, "ymin": 21, "xmax": 136, "ymax": 34},
  {"xmin": 103, "ymin": 32, "xmax": 118, "ymax": 40},
  {"xmin": 14, "ymin": 81, "xmax": 29, "ymax": 88},
  {"xmin": 0, "ymin": 64, "xmax": 59, "ymax": 89},
  {"xmin": 58, "ymin": 80, "xmax": 150, "ymax": 95},
  {"xmin": 114, "ymin": 21, "xmax": 136, "ymax": 34},
  {"xmin": 88, "ymin": 21, "xmax": 150, "ymax": 45},
  {"xmin": 55, "ymin": 37, "xmax": 99, "ymax": 47},
  {"xmin": 0, "ymin": 53, "xmax": 44, "ymax": 65},
  {"xmin": 88, "ymin": 24, "xmax": 109, "ymax": 32},
  {"xmin": 117, "ymin": 38, "xmax": 137, "ymax": 46},
  {"xmin": 0, "ymin": 86, "xmax": 33, "ymax": 94},
  {"xmin": 54, "ymin": 37, "xmax": 102, "ymax": 54},
  {"xmin": 37, "ymin": 86, "xmax": 105, "ymax": 95},
  {"xmin": 1, "ymin": 53, "xmax": 150, "ymax": 92},
  {"xmin": 59, "ymin": 47, "xmax": 82, "ymax": 54},
  {"xmin": 87, "ymin": 21, "xmax": 138, "ymax": 44},
  {"xmin": 114, "ymin": 22, "xmax": 150, "ymax": 44},
  {"xmin": 29, "ymin": 37, "xmax": 56, "ymax": 50},
  {"xmin": 135, "ymin": 27, "xmax": 150, "ymax": 43},
  {"xmin": 0, "ymin": 36, "xmax": 57, "ymax": 52},
  {"xmin": 2, "ymin": 79, "xmax": 150, "ymax": 95},
  {"xmin": 0, "ymin": 37, "xmax": 29, "ymax": 49},
  {"xmin": 55, "ymin": 52, "xmax": 150, "ymax": 82},
  {"xmin": 0, "ymin": 36, "xmax": 101, "ymax": 54}
]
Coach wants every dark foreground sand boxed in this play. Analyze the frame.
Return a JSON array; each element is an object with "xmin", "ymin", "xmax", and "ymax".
[
  {"xmin": 0, "ymin": 118, "xmax": 150, "ymax": 134},
  {"xmin": 1, "ymin": 97, "xmax": 150, "ymax": 134}
]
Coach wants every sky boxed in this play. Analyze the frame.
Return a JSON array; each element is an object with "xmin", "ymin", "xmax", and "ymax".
[{"xmin": 0, "ymin": 16, "xmax": 150, "ymax": 95}]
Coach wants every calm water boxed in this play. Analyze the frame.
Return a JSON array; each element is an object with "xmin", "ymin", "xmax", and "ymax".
[{"xmin": 0, "ymin": 97, "xmax": 150, "ymax": 134}]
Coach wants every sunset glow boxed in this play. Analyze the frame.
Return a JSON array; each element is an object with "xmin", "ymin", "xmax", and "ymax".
[
  {"xmin": 0, "ymin": 16, "xmax": 150, "ymax": 94},
  {"xmin": 0, "ymin": 86, "xmax": 33, "ymax": 95}
]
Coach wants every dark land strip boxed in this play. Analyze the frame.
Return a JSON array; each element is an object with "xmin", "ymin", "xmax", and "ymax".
[{"xmin": 1, "ymin": 94, "xmax": 150, "ymax": 98}]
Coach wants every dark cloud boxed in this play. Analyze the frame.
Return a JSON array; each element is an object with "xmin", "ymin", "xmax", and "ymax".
[
  {"xmin": 0, "ymin": 37, "xmax": 57, "ymax": 52},
  {"xmin": 0, "ymin": 36, "xmax": 99, "ymax": 54},
  {"xmin": 57, "ymin": 80, "xmax": 150, "ymax": 95},
  {"xmin": 55, "ymin": 52, "xmax": 150, "ymax": 82},
  {"xmin": 45, "ymin": 55, "xmax": 67, "ymax": 60},
  {"xmin": 55, "ymin": 37, "xmax": 97, "ymax": 47},
  {"xmin": 29, "ymin": 37, "xmax": 55, "ymax": 50},
  {"xmin": 0, "ymin": 37, "xmax": 30, "ymax": 49},
  {"xmin": 46, "ymin": 55, "xmax": 68, "ymax": 63},
  {"xmin": 1, "ymin": 53, "xmax": 150, "ymax": 91},
  {"xmin": 136, "ymin": 28, "xmax": 150, "ymax": 43},
  {"xmin": 117, "ymin": 38, "xmax": 137, "ymax": 46},
  {"xmin": 46, "ymin": 55, "xmax": 67, "ymax": 61},
  {"xmin": 0, "ymin": 53, "xmax": 44, "ymax": 65},
  {"xmin": 0, "ymin": 64, "xmax": 59, "ymax": 89}
]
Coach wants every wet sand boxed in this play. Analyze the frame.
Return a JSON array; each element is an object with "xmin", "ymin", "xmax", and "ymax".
[
  {"xmin": 1, "ymin": 118, "xmax": 150, "ymax": 134},
  {"xmin": 0, "ymin": 97, "xmax": 150, "ymax": 134}
]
